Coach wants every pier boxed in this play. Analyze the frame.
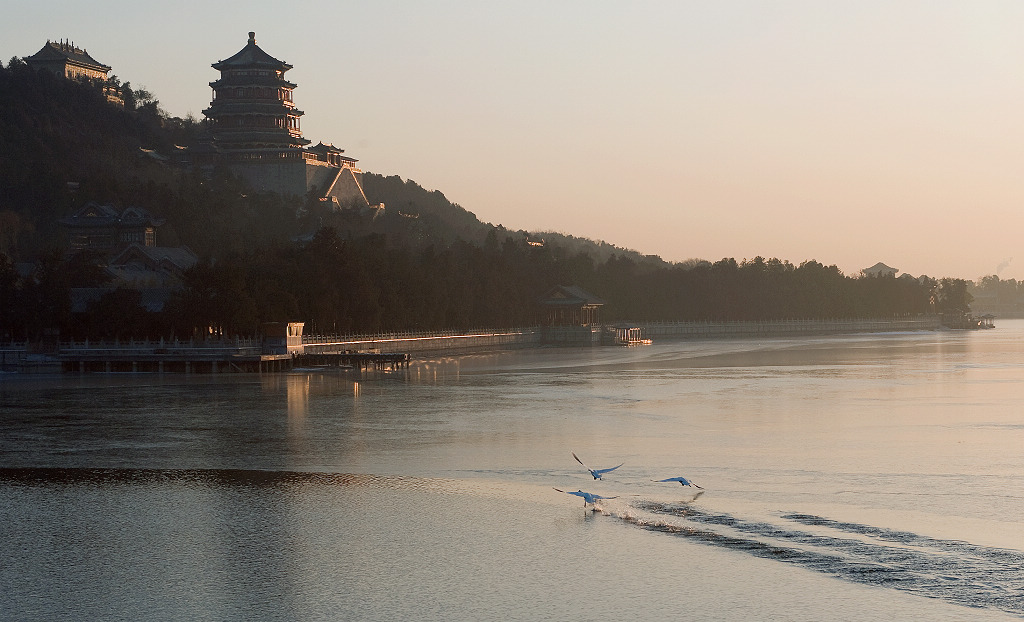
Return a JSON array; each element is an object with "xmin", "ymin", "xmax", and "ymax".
[
  {"xmin": 295, "ymin": 352, "xmax": 410, "ymax": 371},
  {"xmin": 54, "ymin": 337, "xmax": 293, "ymax": 373}
]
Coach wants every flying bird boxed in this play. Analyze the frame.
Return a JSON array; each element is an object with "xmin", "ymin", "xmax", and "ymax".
[
  {"xmin": 655, "ymin": 476, "xmax": 703, "ymax": 489},
  {"xmin": 572, "ymin": 452, "xmax": 623, "ymax": 480},
  {"xmin": 553, "ymin": 488, "xmax": 618, "ymax": 507}
]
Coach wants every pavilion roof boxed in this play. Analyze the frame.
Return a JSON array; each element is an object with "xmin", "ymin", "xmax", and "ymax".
[
  {"xmin": 109, "ymin": 244, "xmax": 198, "ymax": 272},
  {"xmin": 213, "ymin": 32, "xmax": 292, "ymax": 72},
  {"xmin": 862, "ymin": 262, "xmax": 898, "ymax": 276},
  {"xmin": 308, "ymin": 141, "xmax": 345, "ymax": 155},
  {"xmin": 58, "ymin": 201, "xmax": 165, "ymax": 228},
  {"xmin": 539, "ymin": 285, "xmax": 606, "ymax": 307}
]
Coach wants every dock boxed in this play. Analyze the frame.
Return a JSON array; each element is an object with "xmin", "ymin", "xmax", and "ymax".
[
  {"xmin": 294, "ymin": 352, "xmax": 410, "ymax": 371},
  {"xmin": 0, "ymin": 337, "xmax": 413, "ymax": 374}
]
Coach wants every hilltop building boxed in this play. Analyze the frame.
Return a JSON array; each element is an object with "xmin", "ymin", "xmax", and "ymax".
[
  {"xmin": 26, "ymin": 39, "xmax": 110, "ymax": 80},
  {"xmin": 198, "ymin": 32, "xmax": 369, "ymax": 208},
  {"xmin": 25, "ymin": 40, "xmax": 122, "ymax": 105},
  {"xmin": 863, "ymin": 262, "xmax": 898, "ymax": 277}
]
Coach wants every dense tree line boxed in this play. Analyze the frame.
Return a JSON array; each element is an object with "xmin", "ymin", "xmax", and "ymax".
[
  {"xmin": 2, "ymin": 232, "xmax": 973, "ymax": 340},
  {"xmin": 0, "ymin": 58, "xmax": 975, "ymax": 341}
]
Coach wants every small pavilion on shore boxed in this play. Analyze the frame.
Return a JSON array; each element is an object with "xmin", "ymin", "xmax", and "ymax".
[{"xmin": 539, "ymin": 285, "xmax": 605, "ymax": 327}]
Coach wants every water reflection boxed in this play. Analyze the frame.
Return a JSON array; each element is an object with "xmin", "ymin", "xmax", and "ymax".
[{"xmin": 286, "ymin": 374, "xmax": 309, "ymax": 421}]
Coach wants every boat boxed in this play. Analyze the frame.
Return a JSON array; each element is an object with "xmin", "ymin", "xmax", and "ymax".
[{"xmin": 605, "ymin": 325, "xmax": 652, "ymax": 346}]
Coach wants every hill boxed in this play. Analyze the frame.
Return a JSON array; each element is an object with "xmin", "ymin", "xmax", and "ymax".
[{"xmin": 0, "ymin": 57, "xmax": 656, "ymax": 267}]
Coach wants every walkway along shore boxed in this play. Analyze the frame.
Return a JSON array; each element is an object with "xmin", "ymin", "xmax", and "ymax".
[{"xmin": 0, "ymin": 316, "xmax": 944, "ymax": 374}]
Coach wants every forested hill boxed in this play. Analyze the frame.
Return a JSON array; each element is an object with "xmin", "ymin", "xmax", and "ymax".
[
  {"xmin": 360, "ymin": 173, "xmax": 661, "ymax": 266},
  {"xmin": 0, "ymin": 57, "xmax": 657, "ymax": 265},
  {"xmin": 0, "ymin": 57, "xmax": 974, "ymax": 339}
]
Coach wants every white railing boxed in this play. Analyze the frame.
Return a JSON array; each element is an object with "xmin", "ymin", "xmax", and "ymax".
[
  {"xmin": 57, "ymin": 336, "xmax": 263, "ymax": 355},
  {"xmin": 301, "ymin": 327, "xmax": 537, "ymax": 344},
  {"xmin": 625, "ymin": 317, "xmax": 941, "ymax": 336}
]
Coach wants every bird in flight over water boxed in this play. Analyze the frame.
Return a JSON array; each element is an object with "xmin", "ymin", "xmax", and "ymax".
[
  {"xmin": 572, "ymin": 452, "xmax": 623, "ymax": 480},
  {"xmin": 553, "ymin": 488, "xmax": 618, "ymax": 508},
  {"xmin": 655, "ymin": 476, "xmax": 703, "ymax": 489}
]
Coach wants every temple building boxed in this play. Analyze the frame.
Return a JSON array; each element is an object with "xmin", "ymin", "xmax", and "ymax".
[
  {"xmin": 862, "ymin": 262, "xmax": 898, "ymax": 278},
  {"xmin": 26, "ymin": 40, "xmax": 111, "ymax": 80},
  {"xmin": 199, "ymin": 32, "xmax": 369, "ymax": 208},
  {"xmin": 59, "ymin": 202, "xmax": 165, "ymax": 256},
  {"xmin": 25, "ymin": 39, "xmax": 122, "ymax": 104}
]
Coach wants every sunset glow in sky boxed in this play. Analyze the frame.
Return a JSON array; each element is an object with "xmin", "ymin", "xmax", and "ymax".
[{"xmin": 5, "ymin": 1, "xmax": 1024, "ymax": 280}]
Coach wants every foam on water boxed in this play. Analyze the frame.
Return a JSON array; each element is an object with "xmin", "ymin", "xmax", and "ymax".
[{"xmin": 615, "ymin": 499, "xmax": 1024, "ymax": 615}]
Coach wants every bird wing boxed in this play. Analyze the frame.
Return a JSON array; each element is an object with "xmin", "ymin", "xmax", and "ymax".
[
  {"xmin": 571, "ymin": 452, "xmax": 590, "ymax": 470},
  {"xmin": 593, "ymin": 495, "xmax": 619, "ymax": 500},
  {"xmin": 657, "ymin": 476, "xmax": 702, "ymax": 487},
  {"xmin": 595, "ymin": 463, "xmax": 624, "ymax": 475}
]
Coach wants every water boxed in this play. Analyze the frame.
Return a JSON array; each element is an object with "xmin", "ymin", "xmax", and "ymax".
[{"xmin": 2, "ymin": 322, "xmax": 1024, "ymax": 620}]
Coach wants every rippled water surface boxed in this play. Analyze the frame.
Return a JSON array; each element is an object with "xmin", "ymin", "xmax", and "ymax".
[{"xmin": 2, "ymin": 323, "xmax": 1024, "ymax": 620}]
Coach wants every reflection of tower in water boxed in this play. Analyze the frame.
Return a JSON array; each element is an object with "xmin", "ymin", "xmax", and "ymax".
[{"xmin": 286, "ymin": 374, "xmax": 309, "ymax": 422}]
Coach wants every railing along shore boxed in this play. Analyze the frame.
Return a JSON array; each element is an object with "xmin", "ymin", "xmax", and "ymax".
[
  {"xmin": 636, "ymin": 316, "xmax": 941, "ymax": 336},
  {"xmin": 0, "ymin": 316, "xmax": 950, "ymax": 372},
  {"xmin": 56, "ymin": 336, "xmax": 264, "ymax": 355},
  {"xmin": 301, "ymin": 327, "xmax": 539, "ymax": 354}
]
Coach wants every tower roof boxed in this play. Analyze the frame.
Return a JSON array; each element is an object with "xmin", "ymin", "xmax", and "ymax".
[
  {"xmin": 863, "ymin": 262, "xmax": 898, "ymax": 276},
  {"xmin": 212, "ymin": 31, "xmax": 292, "ymax": 72},
  {"xmin": 308, "ymin": 141, "xmax": 344, "ymax": 155},
  {"xmin": 26, "ymin": 39, "xmax": 111, "ymax": 72}
]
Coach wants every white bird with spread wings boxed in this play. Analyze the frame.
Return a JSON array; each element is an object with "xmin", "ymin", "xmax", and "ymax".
[
  {"xmin": 655, "ymin": 476, "xmax": 703, "ymax": 489},
  {"xmin": 572, "ymin": 451, "xmax": 623, "ymax": 480},
  {"xmin": 553, "ymin": 488, "xmax": 618, "ymax": 508}
]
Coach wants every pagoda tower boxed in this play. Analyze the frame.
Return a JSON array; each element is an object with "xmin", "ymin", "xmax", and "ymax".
[
  {"xmin": 203, "ymin": 31, "xmax": 309, "ymax": 154},
  {"xmin": 199, "ymin": 32, "xmax": 369, "ymax": 208}
]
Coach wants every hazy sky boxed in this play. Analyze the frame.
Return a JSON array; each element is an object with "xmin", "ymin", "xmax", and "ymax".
[{"xmin": 4, "ymin": 1, "xmax": 1024, "ymax": 280}]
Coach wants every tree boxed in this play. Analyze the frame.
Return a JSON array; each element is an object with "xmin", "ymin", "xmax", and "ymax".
[{"xmin": 934, "ymin": 278, "xmax": 973, "ymax": 315}]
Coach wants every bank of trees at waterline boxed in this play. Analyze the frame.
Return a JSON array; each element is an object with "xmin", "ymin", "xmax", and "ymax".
[{"xmin": 1, "ymin": 230, "xmax": 971, "ymax": 340}]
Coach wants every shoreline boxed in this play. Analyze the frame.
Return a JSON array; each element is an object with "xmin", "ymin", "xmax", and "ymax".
[{"xmin": 0, "ymin": 316, "xmax": 957, "ymax": 374}]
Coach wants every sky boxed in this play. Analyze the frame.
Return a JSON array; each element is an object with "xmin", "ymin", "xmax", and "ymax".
[{"xmin": 4, "ymin": 1, "xmax": 1024, "ymax": 280}]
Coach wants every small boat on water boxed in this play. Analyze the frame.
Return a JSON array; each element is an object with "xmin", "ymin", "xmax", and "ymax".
[{"xmin": 605, "ymin": 325, "xmax": 653, "ymax": 346}]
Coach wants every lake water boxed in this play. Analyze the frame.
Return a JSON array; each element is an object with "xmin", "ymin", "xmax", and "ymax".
[{"xmin": 2, "ymin": 322, "xmax": 1023, "ymax": 621}]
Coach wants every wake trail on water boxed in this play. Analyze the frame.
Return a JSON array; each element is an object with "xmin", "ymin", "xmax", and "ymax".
[
  {"xmin": 5, "ymin": 467, "xmax": 1022, "ymax": 614},
  {"xmin": 609, "ymin": 500, "xmax": 1024, "ymax": 616}
]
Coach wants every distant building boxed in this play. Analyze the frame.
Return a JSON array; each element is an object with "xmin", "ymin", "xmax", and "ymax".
[
  {"xmin": 539, "ymin": 285, "xmax": 605, "ymax": 327},
  {"xmin": 25, "ymin": 40, "xmax": 122, "ymax": 105},
  {"xmin": 105, "ymin": 244, "xmax": 198, "ymax": 288},
  {"xmin": 862, "ymin": 262, "xmax": 898, "ymax": 277},
  {"xmin": 198, "ymin": 32, "xmax": 369, "ymax": 208},
  {"xmin": 59, "ymin": 202, "xmax": 165, "ymax": 256},
  {"xmin": 67, "ymin": 242, "xmax": 199, "ymax": 315}
]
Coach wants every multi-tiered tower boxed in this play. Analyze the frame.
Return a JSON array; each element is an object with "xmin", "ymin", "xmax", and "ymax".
[
  {"xmin": 201, "ymin": 32, "xmax": 368, "ymax": 207},
  {"xmin": 203, "ymin": 31, "xmax": 309, "ymax": 155}
]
